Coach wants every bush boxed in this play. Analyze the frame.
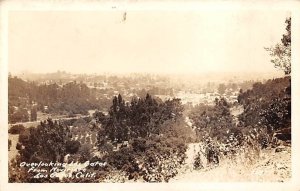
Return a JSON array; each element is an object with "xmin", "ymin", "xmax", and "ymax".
[
  {"xmin": 93, "ymin": 94, "xmax": 189, "ymax": 182},
  {"xmin": 9, "ymin": 125, "xmax": 25, "ymax": 134},
  {"xmin": 18, "ymin": 128, "xmax": 30, "ymax": 144},
  {"xmin": 8, "ymin": 139, "xmax": 12, "ymax": 151},
  {"xmin": 189, "ymin": 98, "xmax": 234, "ymax": 143},
  {"xmin": 66, "ymin": 140, "xmax": 81, "ymax": 154},
  {"xmin": 228, "ymin": 127, "xmax": 244, "ymax": 146},
  {"xmin": 104, "ymin": 136, "xmax": 187, "ymax": 182},
  {"xmin": 238, "ymin": 76, "xmax": 291, "ymax": 133},
  {"xmin": 105, "ymin": 147, "xmax": 136, "ymax": 171},
  {"xmin": 257, "ymin": 131, "xmax": 270, "ymax": 149},
  {"xmin": 19, "ymin": 119, "xmax": 71, "ymax": 163},
  {"xmin": 99, "ymin": 142, "xmax": 114, "ymax": 155},
  {"xmin": 78, "ymin": 144, "xmax": 93, "ymax": 162},
  {"xmin": 193, "ymin": 152, "xmax": 203, "ymax": 170},
  {"xmin": 16, "ymin": 143, "xmax": 22, "ymax": 150},
  {"xmin": 9, "ymin": 109, "xmax": 29, "ymax": 124},
  {"xmin": 132, "ymin": 138, "xmax": 147, "ymax": 152}
]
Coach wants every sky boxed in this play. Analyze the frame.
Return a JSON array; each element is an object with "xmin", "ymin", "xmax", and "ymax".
[{"xmin": 8, "ymin": 10, "xmax": 290, "ymax": 75}]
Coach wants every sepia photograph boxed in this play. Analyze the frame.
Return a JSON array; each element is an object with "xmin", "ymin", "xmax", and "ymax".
[{"xmin": 1, "ymin": 1, "xmax": 300, "ymax": 190}]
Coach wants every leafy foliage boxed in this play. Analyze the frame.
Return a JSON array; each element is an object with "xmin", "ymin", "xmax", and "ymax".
[
  {"xmin": 8, "ymin": 76, "xmax": 105, "ymax": 122},
  {"xmin": 265, "ymin": 17, "xmax": 291, "ymax": 75},
  {"xmin": 193, "ymin": 152, "xmax": 203, "ymax": 170},
  {"xmin": 66, "ymin": 140, "xmax": 81, "ymax": 154},
  {"xmin": 19, "ymin": 119, "xmax": 71, "ymax": 163},
  {"xmin": 8, "ymin": 124, "xmax": 25, "ymax": 134},
  {"xmin": 238, "ymin": 77, "xmax": 291, "ymax": 133},
  {"xmin": 9, "ymin": 108, "xmax": 29, "ymax": 124},
  {"xmin": 97, "ymin": 93, "xmax": 184, "ymax": 146},
  {"xmin": 30, "ymin": 107, "xmax": 37, "ymax": 121},
  {"xmin": 104, "ymin": 136, "xmax": 187, "ymax": 182},
  {"xmin": 78, "ymin": 144, "xmax": 93, "ymax": 163},
  {"xmin": 189, "ymin": 97, "xmax": 234, "ymax": 142},
  {"xmin": 94, "ymin": 93, "xmax": 189, "ymax": 182},
  {"xmin": 8, "ymin": 139, "xmax": 12, "ymax": 150}
]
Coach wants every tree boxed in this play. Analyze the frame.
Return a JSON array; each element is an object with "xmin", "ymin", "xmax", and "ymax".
[
  {"xmin": 8, "ymin": 139, "xmax": 12, "ymax": 151},
  {"xmin": 93, "ymin": 111, "xmax": 106, "ymax": 123},
  {"xmin": 238, "ymin": 76, "xmax": 291, "ymax": 141},
  {"xmin": 97, "ymin": 93, "xmax": 186, "ymax": 144},
  {"xmin": 189, "ymin": 98, "xmax": 234, "ymax": 142},
  {"xmin": 9, "ymin": 108, "xmax": 29, "ymax": 123},
  {"xmin": 8, "ymin": 124, "xmax": 25, "ymax": 134},
  {"xmin": 66, "ymin": 140, "xmax": 81, "ymax": 154},
  {"xmin": 94, "ymin": 93, "xmax": 189, "ymax": 182},
  {"xmin": 19, "ymin": 119, "xmax": 71, "ymax": 163},
  {"xmin": 8, "ymin": 76, "xmax": 102, "ymax": 120},
  {"xmin": 79, "ymin": 144, "xmax": 92, "ymax": 162},
  {"xmin": 265, "ymin": 17, "xmax": 291, "ymax": 75},
  {"xmin": 30, "ymin": 107, "xmax": 37, "ymax": 121}
]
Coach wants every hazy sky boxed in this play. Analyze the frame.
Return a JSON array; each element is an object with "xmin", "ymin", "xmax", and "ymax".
[{"xmin": 8, "ymin": 10, "xmax": 290, "ymax": 75}]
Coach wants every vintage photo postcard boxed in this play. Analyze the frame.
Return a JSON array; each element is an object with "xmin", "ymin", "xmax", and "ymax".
[{"xmin": 1, "ymin": 0, "xmax": 300, "ymax": 191}]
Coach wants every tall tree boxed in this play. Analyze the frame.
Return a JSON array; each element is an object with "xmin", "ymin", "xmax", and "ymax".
[
  {"xmin": 265, "ymin": 17, "xmax": 291, "ymax": 75},
  {"xmin": 19, "ymin": 119, "xmax": 71, "ymax": 163},
  {"xmin": 30, "ymin": 107, "xmax": 37, "ymax": 121},
  {"xmin": 189, "ymin": 98, "xmax": 234, "ymax": 142}
]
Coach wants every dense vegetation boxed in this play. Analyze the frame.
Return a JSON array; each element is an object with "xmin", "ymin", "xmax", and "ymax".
[
  {"xmin": 8, "ymin": 76, "xmax": 109, "ymax": 123},
  {"xmin": 188, "ymin": 75, "xmax": 291, "ymax": 169},
  {"xmin": 189, "ymin": 17, "xmax": 291, "ymax": 155},
  {"xmin": 8, "ymin": 124, "xmax": 25, "ymax": 134},
  {"xmin": 94, "ymin": 94, "xmax": 192, "ymax": 182},
  {"xmin": 238, "ymin": 76, "xmax": 291, "ymax": 133},
  {"xmin": 9, "ymin": 75, "xmax": 291, "ymax": 182},
  {"xmin": 18, "ymin": 119, "xmax": 71, "ymax": 163},
  {"xmin": 8, "ymin": 17, "xmax": 292, "ymax": 183},
  {"xmin": 189, "ymin": 97, "xmax": 235, "ymax": 143},
  {"xmin": 9, "ymin": 94, "xmax": 191, "ymax": 182},
  {"xmin": 97, "ymin": 94, "xmax": 184, "ymax": 143}
]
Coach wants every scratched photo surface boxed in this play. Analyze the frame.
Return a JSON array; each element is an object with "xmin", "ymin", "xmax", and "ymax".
[{"xmin": 7, "ymin": 9, "xmax": 291, "ymax": 183}]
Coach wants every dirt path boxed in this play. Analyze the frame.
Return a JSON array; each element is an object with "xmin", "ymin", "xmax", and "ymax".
[
  {"xmin": 171, "ymin": 145, "xmax": 291, "ymax": 182},
  {"xmin": 184, "ymin": 143, "xmax": 204, "ymax": 170},
  {"xmin": 230, "ymin": 105, "xmax": 244, "ymax": 125},
  {"xmin": 8, "ymin": 115, "xmax": 89, "ymax": 129}
]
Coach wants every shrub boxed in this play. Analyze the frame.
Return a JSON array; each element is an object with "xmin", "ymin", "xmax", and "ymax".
[
  {"xmin": 99, "ymin": 142, "xmax": 114, "ymax": 155},
  {"xmin": 8, "ymin": 139, "xmax": 12, "ymax": 150},
  {"xmin": 104, "ymin": 136, "xmax": 187, "ymax": 182},
  {"xmin": 105, "ymin": 147, "xmax": 136, "ymax": 171},
  {"xmin": 9, "ymin": 125, "xmax": 25, "ymax": 134},
  {"xmin": 18, "ymin": 128, "xmax": 30, "ymax": 144},
  {"xmin": 132, "ymin": 138, "xmax": 147, "ymax": 152},
  {"xmin": 9, "ymin": 108, "xmax": 29, "ymax": 124},
  {"xmin": 78, "ymin": 144, "xmax": 93, "ymax": 162},
  {"xmin": 66, "ymin": 140, "xmax": 81, "ymax": 154},
  {"xmin": 16, "ymin": 143, "xmax": 22, "ymax": 150},
  {"xmin": 193, "ymin": 152, "xmax": 203, "ymax": 170},
  {"xmin": 19, "ymin": 119, "xmax": 71, "ymax": 163}
]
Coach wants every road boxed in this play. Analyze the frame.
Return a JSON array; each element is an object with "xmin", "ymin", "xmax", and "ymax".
[{"xmin": 8, "ymin": 115, "xmax": 90, "ymax": 129}]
